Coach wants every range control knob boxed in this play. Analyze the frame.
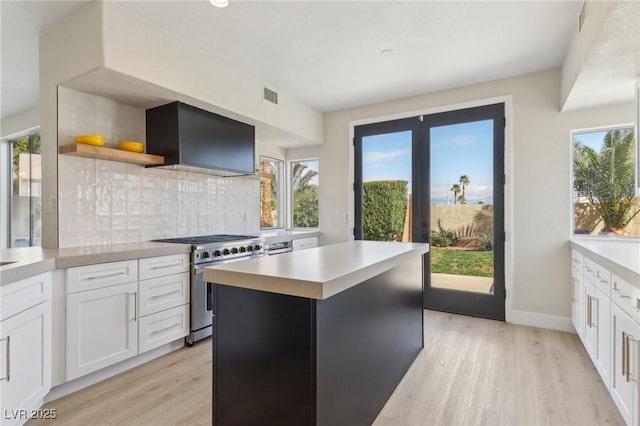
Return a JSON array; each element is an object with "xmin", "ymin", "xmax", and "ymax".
[
  {"xmin": 239, "ymin": 247, "xmax": 246, "ymax": 253},
  {"xmin": 231, "ymin": 248, "xmax": 239, "ymax": 254},
  {"xmin": 222, "ymin": 249, "xmax": 230, "ymax": 256},
  {"xmin": 213, "ymin": 250, "xmax": 222, "ymax": 257},
  {"xmin": 254, "ymin": 244, "xmax": 262, "ymax": 251},
  {"xmin": 247, "ymin": 246, "xmax": 254, "ymax": 252},
  {"xmin": 201, "ymin": 251, "xmax": 210, "ymax": 259}
]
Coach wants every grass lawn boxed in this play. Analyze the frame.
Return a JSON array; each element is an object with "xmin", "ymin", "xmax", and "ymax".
[{"xmin": 430, "ymin": 247, "xmax": 494, "ymax": 277}]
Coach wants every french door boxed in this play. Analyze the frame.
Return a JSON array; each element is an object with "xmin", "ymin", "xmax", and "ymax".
[{"xmin": 354, "ymin": 103, "xmax": 505, "ymax": 321}]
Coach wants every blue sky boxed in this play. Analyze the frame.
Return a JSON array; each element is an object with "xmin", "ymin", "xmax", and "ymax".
[
  {"xmin": 362, "ymin": 120, "xmax": 494, "ymax": 205},
  {"xmin": 573, "ymin": 130, "xmax": 607, "ymax": 151}
]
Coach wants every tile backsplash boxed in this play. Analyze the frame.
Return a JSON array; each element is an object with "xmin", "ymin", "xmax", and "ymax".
[{"xmin": 57, "ymin": 87, "xmax": 260, "ymax": 248}]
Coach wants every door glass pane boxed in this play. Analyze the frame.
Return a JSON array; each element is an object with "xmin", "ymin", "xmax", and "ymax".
[
  {"xmin": 361, "ymin": 131, "xmax": 412, "ymax": 242},
  {"xmin": 10, "ymin": 133, "xmax": 41, "ymax": 247},
  {"xmin": 429, "ymin": 120, "xmax": 493, "ymax": 294}
]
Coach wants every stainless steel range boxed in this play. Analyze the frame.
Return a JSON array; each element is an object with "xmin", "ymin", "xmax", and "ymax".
[{"xmin": 152, "ymin": 234, "xmax": 265, "ymax": 345}]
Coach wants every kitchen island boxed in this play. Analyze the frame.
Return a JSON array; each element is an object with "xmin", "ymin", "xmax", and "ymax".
[{"xmin": 203, "ymin": 240, "xmax": 428, "ymax": 426}]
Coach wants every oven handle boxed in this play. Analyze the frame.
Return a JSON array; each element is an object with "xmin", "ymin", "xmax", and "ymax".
[{"xmin": 193, "ymin": 253, "xmax": 265, "ymax": 272}]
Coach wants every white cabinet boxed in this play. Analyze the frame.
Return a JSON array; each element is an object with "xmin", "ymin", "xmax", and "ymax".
[
  {"xmin": 66, "ymin": 261, "xmax": 138, "ymax": 381},
  {"xmin": 138, "ymin": 305, "xmax": 189, "ymax": 354},
  {"xmin": 611, "ymin": 301, "xmax": 640, "ymax": 426},
  {"xmin": 575, "ymin": 252, "xmax": 612, "ymax": 390},
  {"xmin": 64, "ymin": 254, "xmax": 189, "ymax": 381},
  {"xmin": 572, "ymin": 247, "xmax": 640, "ymax": 426},
  {"xmin": 293, "ymin": 237, "xmax": 318, "ymax": 251},
  {"xmin": 138, "ymin": 254, "xmax": 189, "ymax": 354},
  {"xmin": 571, "ymin": 250, "xmax": 584, "ymax": 339},
  {"xmin": 66, "ymin": 282, "xmax": 138, "ymax": 380},
  {"xmin": 0, "ymin": 273, "xmax": 52, "ymax": 426}
]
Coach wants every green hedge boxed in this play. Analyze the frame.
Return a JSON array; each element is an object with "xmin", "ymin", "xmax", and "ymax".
[{"xmin": 363, "ymin": 180, "xmax": 408, "ymax": 241}]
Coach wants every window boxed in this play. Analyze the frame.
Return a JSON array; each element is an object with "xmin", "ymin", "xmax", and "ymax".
[
  {"xmin": 290, "ymin": 159, "xmax": 319, "ymax": 228},
  {"xmin": 259, "ymin": 156, "xmax": 284, "ymax": 229},
  {"xmin": 572, "ymin": 126, "xmax": 639, "ymax": 237},
  {"xmin": 9, "ymin": 132, "xmax": 42, "ymax": 247}
]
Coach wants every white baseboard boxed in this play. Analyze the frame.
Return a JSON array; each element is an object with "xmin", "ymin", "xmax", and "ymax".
[
  {"xmin": 44, "ymin": 340, "xmax": 185, "ymax": 403},
  {"xmin": 509, "ymin": 309, "xmax": 575, "ymax": 333}
]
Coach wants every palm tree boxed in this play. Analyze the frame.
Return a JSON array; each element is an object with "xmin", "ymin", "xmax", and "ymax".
[
  {"xmin": 450, "ymin": 183, "xmax": 461, "ymax": 205},
  {"xmin": 292, "ymin": 163, "xmax": 318, "ymax": 191},
  {"xmin": 574, "ymin": 129, "xmax": 639, "ymax": 233},
  {"xmin": 459, "ymin": 175, "xmax": 470, "ymax": 204}
]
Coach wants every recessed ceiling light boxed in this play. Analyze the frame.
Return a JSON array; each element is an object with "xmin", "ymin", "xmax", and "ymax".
[
  {"xmin": 380, "ymin": 49, "xmax": 394, "ymax": 57},
  {"xmin": 209, "ymin": 0, "xmax": 229, "ymax": 8}
]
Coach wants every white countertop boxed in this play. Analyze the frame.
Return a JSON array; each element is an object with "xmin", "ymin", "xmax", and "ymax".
[
  {"xmin": 0, "ymin": 242, "xmax": 190, "ymax": 285},
  {"xmin": 203, "ymin": 240, "xmax": 429, "ymax": 300},
  {"xmin": 570, "ymin": 238, "xmax": 640, "ymax": 285}
]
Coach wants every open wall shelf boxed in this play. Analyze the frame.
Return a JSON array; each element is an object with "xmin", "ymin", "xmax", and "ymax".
[{"xmin": 58, "ymin": 143, "xmax": 164, "ymax": 166}]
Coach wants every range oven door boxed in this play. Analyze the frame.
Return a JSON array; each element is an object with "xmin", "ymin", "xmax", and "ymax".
[{"xmin": 190, "ymin": 254, "xmax": 263, "ymax": 345}]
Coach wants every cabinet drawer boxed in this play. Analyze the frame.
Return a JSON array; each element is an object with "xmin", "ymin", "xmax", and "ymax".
[
  {"xmin": 67, "ymin": 260, "xmax": 138, "ymax": 293},
  {"xmin": 139, "ymin": 272, "xmax": 189, "ymax": 317},
  {"xmin": 583, "ymin": 257, "xmax": 611, "ymax": 295},
  {"xmin": 293, "ymin": 237, "xmax": 318, "ymax": 251},
  {"xmin": 138, "ymin": 305, "xmax": 189, "ymax": 354},
  {"xmin": 571, "ymin": 250, "xmax": 584, "ymax": 269},
  {"xmin": 139, "ymin": 254, "xmax": 189, "ymax": 281},
  {"xmin": 1, "ymin": 273, "xmax": 51, "ymax": 321},
  {"xmin": 612, "ymin": 273, "xmax": 640, "ymax": 324},
  {"xmin": 593, "ymin": 263, "xmax": 612, "ymax": 295}
]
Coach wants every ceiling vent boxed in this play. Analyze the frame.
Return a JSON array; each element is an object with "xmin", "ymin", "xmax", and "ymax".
[
  {"xmin": 263, "ymin": 86, "xmax": 279, "ymax": 105},
  {"xmin": 578, "ymin": 1, "xmax": 588, "ymax": 34}
]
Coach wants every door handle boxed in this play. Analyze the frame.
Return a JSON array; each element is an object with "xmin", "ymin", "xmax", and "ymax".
[
  {"xmin": 0, "ymin": 336, "xmax": 9, "ymax": 382},
  {"xmin": 623, "ymin": 331, "xmax": 628, "ymax": 378},
  {"xmin": 129, "ymin": 292, "xmax": 137, "ymax": 321}
]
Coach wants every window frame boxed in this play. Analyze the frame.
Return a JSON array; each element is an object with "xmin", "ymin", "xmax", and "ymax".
[
  {"xmin": 259, "ymin": 155, "xmax": 285, "ymax": 230},
  {"xmin": 288, "ymin": 158, "xmax": 320, "ymax": 230},
  {"xmin": 7, "ymin": 130, "xmax": 42, "ymax": 247},
  {"xmin": 570, "ymin": 123, "xmax": 638, "ymax": 238}
]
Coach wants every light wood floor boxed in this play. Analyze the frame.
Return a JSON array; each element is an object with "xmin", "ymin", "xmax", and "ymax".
[{"xmin": 31, "ymin": 311, "xmax": 623, "ymax": 426}]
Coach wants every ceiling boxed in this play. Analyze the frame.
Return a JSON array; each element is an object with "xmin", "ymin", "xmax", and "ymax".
[{"xmin": 0, "ymin": 0, "xmax": 609, "ymax": 121}]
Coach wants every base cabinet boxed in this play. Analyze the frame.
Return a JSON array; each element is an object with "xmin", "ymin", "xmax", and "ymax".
[
  {"xmin": 64, "ymin": 254, "xmax": 189, "ymax": 381},
  {"xmin": 0, "ymin": 273, "xmax": 52, "ymax": 426},
  {"xmin": 611, "ymin": 302, "xmax": 640, "ymax": 426},
  {"xmin": 571, "ymin": 248, "xmax": 639, "ymax": 426},
  {"xmin": 66, "ymin": 282, "xmax": 138, "ymax": 381},
  {"xmin": 571, "ymin": 266, "xmax": 584, "ymax": 339}
]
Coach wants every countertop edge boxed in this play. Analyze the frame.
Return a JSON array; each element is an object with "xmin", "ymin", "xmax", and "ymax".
[
  {"xmin": 0, "ymin": 258, "xmax": 57, "ymax": 286},
  {"xmin": 204, "ymin": 243, "xmax": 429, "ymax": 300},
  {"xmin": 54, "ymin": 245, "xmax": 191, "ymax": 269},
  {"xmin": 1, "ymin": 244, "xmax": 191, "ymax": 286}
]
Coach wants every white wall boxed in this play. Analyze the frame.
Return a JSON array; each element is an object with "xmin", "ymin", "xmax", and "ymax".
[
  {"xmin": 289, "ymin": 68, "xmax": 635, "ymax": 322},
  {"xmin": 1, "ymin": 106, "xmax": 39, "ymax": 139}
]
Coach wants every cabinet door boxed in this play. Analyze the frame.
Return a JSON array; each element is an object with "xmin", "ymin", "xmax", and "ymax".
[
  {"xmin": 572, "ymin": 273, "xmax": 583, "ymax": 339},
  {"xmin": 66, "ymin": 282, "xmax": 137, "ymax": 380},
  {"xmin": 610, "ymin": 302, "xmax": 639, "ymax": 426},
  {"xmin": 0, "ymin": 301, "xmax": 52, "ymax": 426},
  {"xmin": 593, "ymin": 286, "xmax": 611, "ymax": 389},
  {"xmin": 584, "ymin": 281, "xmax": 597, "ymax": 355}
]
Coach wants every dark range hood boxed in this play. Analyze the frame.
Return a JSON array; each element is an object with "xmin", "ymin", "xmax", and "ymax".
[{"xmin": 146, "ymin": 102, "xmax": 255, "ymax": 176}]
